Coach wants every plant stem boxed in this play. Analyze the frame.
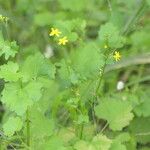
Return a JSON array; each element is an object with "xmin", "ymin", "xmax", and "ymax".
[
  {"xmin": 100, "ymin": 122, "xmax": 108, "ymax": 134},
  {"xmin": 92, "ymin": 54, "xmax": 109, "ymax": 133},
  {"xmin": 26, "ymin": 108, "xmax": 30, "ymax": 148},
  {"xmin": 95, "ymin": 56, "xmax": 108, "ymax": 96},
  {"xmin": 106, "ymin": 0, "xmax": 112, "ymax": 12},
  {"xmin": 122, "ymin": 0, "xmax": 146, "ymax": 35},
  {"xmin": 79, "ymin": 124, "xmax": 84, "ymax": 139},
  {"xmin": 136, "ymin": 132, "xmax": 150, "ymax": 136}
]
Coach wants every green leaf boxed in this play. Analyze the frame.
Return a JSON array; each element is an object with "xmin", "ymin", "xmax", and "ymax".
[
  {"xmin": 92, "ymin": 134, "xmax": 112, "ymax": 150},
  {"xmin": 129, "ymin": 117, "xmax": 150, "ymax": 144},
  {"xmin": 110, "ymin": 141, "xmax": 126, "ymax": 150},
  {"xmin": 1, "ymin": 81, "xmax": 43, "ymax": 116},
  {"xmin": 57, "ymin": 59, "xmax": 72, "ymax": 87},
  {"xmin": 40, "ymin": 60, "xmax": 56, "ymax": 79},
  {"xmin": 68, "ymin": 32, "xmax": 78, "ymax": 42},
  {"xmin": 31, "ymin": 135, "xmax": 67, "ymax": 150},
  {"xmin": 74, "ymin": 134, "xmax": 112, "ymax": 150},
  {"xmin": 109, "ymin": 133, "xmax": 131, "ymax": 150},
  {"xmin": 115, "ymin": 132, "xmax": 131, "ymax": 143},
  {"xmin": 57, "ymin": 59, "xmax": 80, "ymax": 87},
  {"xmin": 2, "ymin": 83, "xmax": 30, "ymax": 115},
  {"xmin": 34, "ymin": 136, "xmax": 67, "ymax": 150},
  {"xmin": 134, "ymin": 98, "xmax": 150, "ymax": 117},
  {"xmin": 21, "ymin": 53, "xmax": 55, "ymax": 82},
  {"xmin": 24, "ymin": 81, "xmax": 43, "ymax": 102},
  {"xmin": 54, "ymin": 19, "xmax": 86, "ymax": 42},
  {"xmin": 30, "ymin": 109, "xmax": 54, "ymax": 138},
  {"xmin": 98, "ymin": 23, "xmax": 125, "ymax": 48},
  {"xmin": 70, "ymin": 70, "xmax": 80, "ymax": 85},
  {"xmin": 0, "ymin": 61, "xmax": 20, "ymax": 82},
  {"xmin": 57, "ymin": 127, "xmax": 76, "ymax": 144},
  {"xmin": 0, "ymin": 33, "xmax": 19, "ymax": 60},
  {"xmin": 3, "ymin": 116, "xmax": 23, "ymax": 136},
  {"xmin": 71, "ymin": 42, "xmax": 104, "ymax": 78},
  {"xmin": 95, "ymin": 100, "xmax": 134, "ymax": 131},
  {"xmin": 21, "ymin": 53, "xmax": 42, "ymax": 81},
  {"xmin": 74, "ymin": 140, "xmax": 95, "ymax": 150}
]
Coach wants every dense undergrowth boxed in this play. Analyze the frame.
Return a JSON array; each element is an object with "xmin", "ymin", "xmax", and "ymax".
[{"xmin": 0, "ymin": 0, "xmax": 150, "ymax": 149}]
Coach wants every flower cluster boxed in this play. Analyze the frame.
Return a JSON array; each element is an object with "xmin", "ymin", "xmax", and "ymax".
[
  {"xmin": 49, "ymin": 28, "xmax": 68, "ymax": 46},
  {"xmin": 0, "ymin": 15, "xmax": 9, "ymax": 23}
]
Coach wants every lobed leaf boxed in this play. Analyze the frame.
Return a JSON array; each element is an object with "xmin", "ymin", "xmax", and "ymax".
[
  {"xmin": 0, "ymin": 61, "xmax": 20, "ymax": 82},
  {"xmin": 95, "ymin": 100, "xmax": 134, "ymax": 131},
  {"xmin": 3, "ymin": 116, "xmax": 23, "ymax": 136}
]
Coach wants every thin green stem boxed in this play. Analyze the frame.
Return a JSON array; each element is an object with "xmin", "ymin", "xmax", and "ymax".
[
  {"xmin": 79, "ymin": 124, "xmax": 84, "ymax": 139},
  {"xmin": 26, "ymin": 108, "xmax": 30, "ymax": 148},
  {"xmin": 92, "ymin": 54, "xmax": 109, "ymax": 133},
  {"xmin": 95, "ymin": 56, "xmax": 108, "ymax": 96},
  {"xmin": 136, "ymin": 132, "xmax": 150, "ymax": 136},
  {"xmin": 122, "ymin": 0, "xmax": 146, "ymax": 35},
  {"xmin": 15, "ymin": 132, "xmax": 28, "ymax": 149},
  {"xmin": 100, "ymin": 122, "xmax": 108, "ymax": 134},
  {"xmin": 106, "ymin": 0, "xmax": 112, "ymax": 12}
]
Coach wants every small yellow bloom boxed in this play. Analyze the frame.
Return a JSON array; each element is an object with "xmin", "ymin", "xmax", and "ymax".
[
  {"xmin": 0, "ymin": 15, "xmax": 9, "ymax": 22},
  {"xmin": 58, "ymin": 36, "xmax": 68, "ymax": 45},
  {"xmin": 113, "ymin": 51, "xmax": 121, "ymax": 61},
  {"xmin": 104, "ymin": 45, "xmax": 108, "ymax": 49},
  {"xmin": 49, "ymin": 28, "xmax": 61, "ymax": 37},
  {"xmin": 0, "ymin": 15, "xmax": 4, "ymax": 21}
]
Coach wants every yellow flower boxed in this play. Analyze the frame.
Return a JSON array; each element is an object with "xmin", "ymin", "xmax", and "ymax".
[
  {"xmin": 58, "ymin": 36, "xmax": 68, "ymax": 45},
  {"xmin": 49, "ymin": 28, "xmax": 61, "ymax": 37},
  {"xmin": 0, "ymin": 15, "xmax": 8, "ymax": 22},
  {"xmin": 104, "ymin": 45, "xmax": 108, "ymax": 49},
  {"xmin": 113, "ymin": 51, "xmax": 121, "ymax": 61}
]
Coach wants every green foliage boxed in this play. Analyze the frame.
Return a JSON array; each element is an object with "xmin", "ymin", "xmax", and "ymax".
[
  {"xmin": 129, "ymin": 117, "xmax": 150, "ymax": 144},
  {"xmin": 74, "ymin": 134, "xmax": 112, "ymax": 150},
  {"xmin": 0, "ymin": 62, "xmax": 20, "ymax": 82},
  {"xmin": 95, "ymin": 100, "xmax": 134, "ymax": 131},
  {"xmin": 92, "ymin": 134, "xmax": 112, "ymax": 150},
  {"xmin": 71, "ymin": 42, "xmax": 104, "ymax": 78},
  {"xmin": 3, "ymin": 116, "xmax": 23, "ymax": 136},
  {"xmin": 30, "ymin": 109, "xmax": 54, "ymax": 138},
  {"xmin": 134, "ymin": 90, "xmax": 150, "ymax": 117},
  {"xmin": 37, "ymin": 136, "xmax": 67, "ymax": 150},
  {"xmin": 98, "ymin": 23, "xmax": 125, "ymax": 49},
  {"xmin": 0, "ymin": 0, "xmax": 149, "ymax": 149},
  {"xmin": 1, "ymin": 81, "xmax": 43, "ymax": 116},
  {"xmin": 54, "ymin": 19, "xmax": 86, "ymax": 42},
  {"xmin": 0, "ymin": 33, "xmax": 19, "ymax": 60},
  {"xmin": 21, "ymin": 53, "xmax": 56, "ymax": 82}
]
